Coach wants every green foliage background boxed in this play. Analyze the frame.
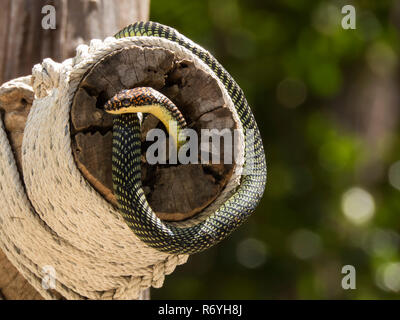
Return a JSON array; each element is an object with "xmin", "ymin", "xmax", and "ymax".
[{"xmin": 150, "ymin": 0, "xmax": 400, "ymax": 299}]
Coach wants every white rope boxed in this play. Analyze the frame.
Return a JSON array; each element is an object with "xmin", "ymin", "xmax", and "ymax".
[{"xmin": 0, "ymin": 36, "xmax": 243, "ymax": 299}]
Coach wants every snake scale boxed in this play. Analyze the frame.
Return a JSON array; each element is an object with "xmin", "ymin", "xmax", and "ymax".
[{"xmin": 104, "ymin": 21, "xmax": 267, "ymax": 254}]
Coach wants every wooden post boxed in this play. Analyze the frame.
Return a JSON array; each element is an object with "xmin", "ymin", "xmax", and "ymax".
[{"xmin": 0, "ymin": 0, "xmax": 150, "ymax": 300}]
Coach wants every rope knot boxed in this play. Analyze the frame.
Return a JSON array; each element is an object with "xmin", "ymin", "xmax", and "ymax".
[{"xmin": 32, "ymin": 58, "xmax": 63, "ymax": 99}]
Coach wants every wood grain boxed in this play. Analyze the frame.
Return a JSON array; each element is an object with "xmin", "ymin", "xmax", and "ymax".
[{"xmin": 70, "ymin": 46, "xmax": 236, "ymax": 221}]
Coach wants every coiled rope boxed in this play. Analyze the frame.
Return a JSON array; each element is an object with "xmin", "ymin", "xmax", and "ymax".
[{"xmin": 0, "ymin": 32, "xmax": 247, "ymax": 299}]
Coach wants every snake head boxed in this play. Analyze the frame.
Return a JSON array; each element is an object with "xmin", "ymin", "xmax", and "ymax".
[
  {"xmin": 103, "ymin": 91, "xmax": 132, "ymax": 112},
  {"xmin": 104, "ymin": 88, "xmax": 188, "ymax": 150}
]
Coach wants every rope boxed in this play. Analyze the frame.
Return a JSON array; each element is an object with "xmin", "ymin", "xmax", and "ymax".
[{"xmin": 0, "ymin": 36, "xmax": 244, "ymax": 299}]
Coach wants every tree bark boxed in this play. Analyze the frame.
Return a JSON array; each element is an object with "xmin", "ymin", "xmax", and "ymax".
[{"xmin": 0, "ymin": 0, "xmax": 150, "ymax": 300}]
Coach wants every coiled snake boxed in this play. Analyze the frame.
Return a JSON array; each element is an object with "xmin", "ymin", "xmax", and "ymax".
[{"xmin": 104, "ymin": 21, "xmax": 267, "ymax": 254}]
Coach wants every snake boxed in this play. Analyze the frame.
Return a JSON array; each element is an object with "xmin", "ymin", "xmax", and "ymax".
[{"xmin": 104, "ymin": 21, "xmax": 267, "ymax": 254}]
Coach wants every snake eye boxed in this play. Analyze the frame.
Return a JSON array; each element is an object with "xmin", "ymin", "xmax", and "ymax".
[{"xmin": 122, "ymin": 99, "xmax": 131, "ymax": 107}]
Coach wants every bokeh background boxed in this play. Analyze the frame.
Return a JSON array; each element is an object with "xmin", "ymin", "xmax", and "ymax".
[{"xmin": 150, "ymin": 0, "xmax": 400, "ymax": 299}]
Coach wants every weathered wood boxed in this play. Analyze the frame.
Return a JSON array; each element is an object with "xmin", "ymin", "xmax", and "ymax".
[
  {"xmin": 0, "ymin": 0, "xmax": 150, "ymax": 300},
  {"xmin": 0, "ymin": 0, "xmax": 150, "ymax": 84},
  {"xmin": 0, "ymin": 252, "xmax": 42, "ymax": 300},
  {"xmin": 70, "ymin": 46, "xmax": 236, "ymax": 221}
]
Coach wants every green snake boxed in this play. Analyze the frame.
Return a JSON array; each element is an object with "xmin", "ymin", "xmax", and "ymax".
[{"xmin": 104, "ymin": 21, "xmax": 267, "ymax": 254}]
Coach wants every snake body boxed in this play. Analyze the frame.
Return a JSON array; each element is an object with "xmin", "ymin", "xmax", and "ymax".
[{"xmin": 105, "ymin": 21, "xmax": 267, "ymax": 254}]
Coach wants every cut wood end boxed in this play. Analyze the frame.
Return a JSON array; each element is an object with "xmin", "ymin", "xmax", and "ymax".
[{"xmin": 70, "ymin": 45, "xmax": 239, "ymax": 222}]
